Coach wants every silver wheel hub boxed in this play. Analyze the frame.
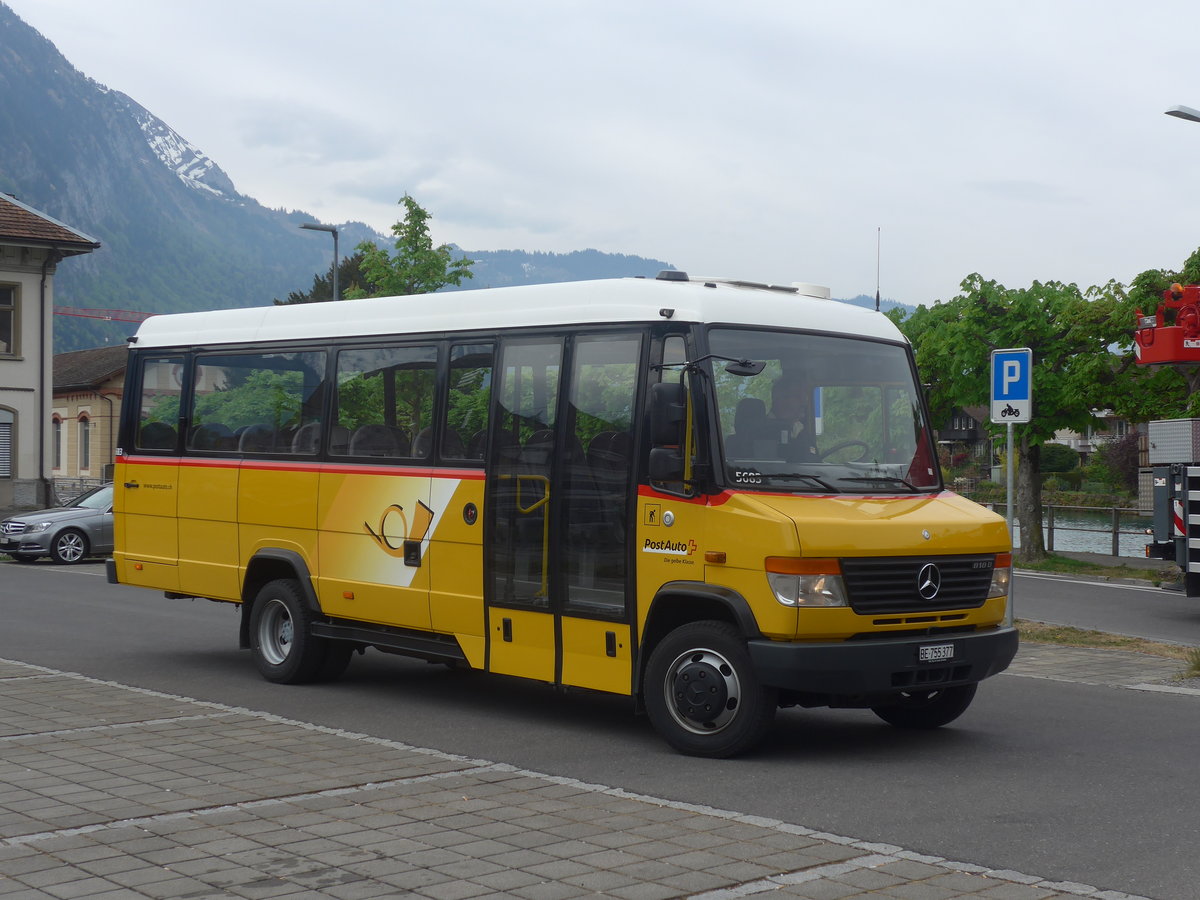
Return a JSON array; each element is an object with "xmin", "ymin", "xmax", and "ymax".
[
  {"xmin": 258, "ymin": 599, "xmax": 294, "ymax": 666},
  {"xmin": 664, "ymin": 648, "xmax": 741, "ymax": 734},
  {"xmin": 57, "ymin": 533, "xmax": 85, "ymax": 562}
]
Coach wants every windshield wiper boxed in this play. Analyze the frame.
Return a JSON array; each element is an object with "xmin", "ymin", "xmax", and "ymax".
[
  {"xmin": 767, "ymin": 472, "xmax": 838, "ymax": 491},
  {"xmin": 836, "ymin": 475, "xmax": 922, "ymax": 492}
]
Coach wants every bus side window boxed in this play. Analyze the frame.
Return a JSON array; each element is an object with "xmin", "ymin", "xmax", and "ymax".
[
  {"xmin": 133, "ymin": 356, "xmax": 184, "ymax": 452},
  {"xmin": 333, "ymin": 345, "xmax": 437, "ymax": 460},
  {"xmin": 189, "ymin": 351, "xmax": 326, "ymax": 456},
  {"xmin": 444, "ymin": 344, "xmax": 494, "ymax": 462},
  {"xmin": 662, "ymin": 335, "xmax": 687, "ymax": 373}
]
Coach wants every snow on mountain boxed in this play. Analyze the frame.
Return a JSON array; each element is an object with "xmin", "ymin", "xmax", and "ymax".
[{"xmin": 109, "ymin": 89, "xmax": 238, "ymax": 198}]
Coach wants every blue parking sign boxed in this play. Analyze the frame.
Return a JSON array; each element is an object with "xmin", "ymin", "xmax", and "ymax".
[{"xmin": 991, "ymin": 348, "xmax": 1032, "ymax": 424}]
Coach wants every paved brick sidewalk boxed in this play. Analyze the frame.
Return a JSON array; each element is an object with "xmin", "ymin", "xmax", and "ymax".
[
  {"xmin": 1007, "ymin": 643, "xmax": 1194, "ymax": 689},
  {"xmin": 0, "ymin": 654, "xmax": 1169, "ymax": 900}
]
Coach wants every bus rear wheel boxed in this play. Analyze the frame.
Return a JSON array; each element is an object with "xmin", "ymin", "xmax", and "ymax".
[
  {"xmin": 870, "ymin": 683, "xmax": 977, "ymax": 729},
  {"xmin": 645, "ymin": 621, "xmax": 776, "ymax": 758},
  {"xmin": 250, "ymin": 579, "xmax": 332, "ymax": 684}
]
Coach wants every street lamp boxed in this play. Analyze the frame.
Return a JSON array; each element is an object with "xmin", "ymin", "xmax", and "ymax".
[
  {"xmin": 299, "ymin": 223, "xmax": 340, "ymax": 301},
  {"xmin": 1165, "ymin": 105, "xmax": 1200, "ymax": 123}
]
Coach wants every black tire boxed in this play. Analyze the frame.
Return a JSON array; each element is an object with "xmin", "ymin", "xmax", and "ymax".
[
  {"xmin": 871, "ymin": 683, "xmax": 978, "ymax": 729},
  {"xmin": 49, "ymin": 529, "xmax": 88, "ymax": 564},
  {"xmin": 644, "ymin": 620, "xmax": 777, "ymax": 758},
  {"xmin": 248, "ymin": 579, "xmax": 329, "ymax": 684}
]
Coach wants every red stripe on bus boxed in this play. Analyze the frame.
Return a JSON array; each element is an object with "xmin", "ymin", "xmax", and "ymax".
[{"xmin": 117, "ymin": 454, "xmax": 485, "ymax": 480}]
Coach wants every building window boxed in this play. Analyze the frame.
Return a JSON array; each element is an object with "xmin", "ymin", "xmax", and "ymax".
[
  {"xmin": 52, "ymin": 417, "xmax": 62, "ymax": 469},
  {"xmin": 0, "ymin": 408, "xmax": 12, "ymax": 477},
  {"xmin": 79, "ymin": 416, "xmax": 91, "ymax": 471},
  {"xmin": 0, "ymin": 286, "xmax": 15, "ymax": 356}
]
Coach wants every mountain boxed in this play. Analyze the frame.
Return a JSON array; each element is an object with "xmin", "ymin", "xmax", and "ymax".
[
  {"xmin": 841, "ymin": 293, "xmax": 915, "ymax": 315},
  {"xmin": 0, "ymin": 3, "xmax": 899, "ymax": 353},
  {"xmin": 446, "ymin": 248, "xmax": 673, "ymax": 291},
  {"xmin": 0, "ymin": 5, "xmax": 677, "ymax": 352}
]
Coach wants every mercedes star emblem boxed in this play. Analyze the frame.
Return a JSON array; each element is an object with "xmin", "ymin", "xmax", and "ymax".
[{"xmin": 917, "ymin": 562, "xmax": 941, "ymax": 600}]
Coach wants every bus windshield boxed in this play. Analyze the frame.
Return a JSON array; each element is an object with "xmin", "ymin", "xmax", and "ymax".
[{"xmin": 708, "ymin": 327, "xmax": 940, "ymax": 494}]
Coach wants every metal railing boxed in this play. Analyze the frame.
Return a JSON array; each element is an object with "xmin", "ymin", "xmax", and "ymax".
[
  {"xmin": 52, "ymin": 477, "xmax": 106, "ymax": 504},
  {"xmin": 982, "ymin": 503, "xmax": 1146, "ymax": 556}
]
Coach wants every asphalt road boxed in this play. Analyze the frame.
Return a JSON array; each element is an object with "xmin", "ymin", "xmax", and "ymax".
[
  {"xmin": 4, "ymin": 560, "xmax": 1200, "ymax": 898},
  {"xmin": 1015, "ymin": 571, "xmax": 1200, "ymax": 646}
]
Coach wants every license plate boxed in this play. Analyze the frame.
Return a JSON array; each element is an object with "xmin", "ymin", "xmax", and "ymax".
[{"xmin": 918, "ymin": 643, "xmax": 955, "ymax": 663}]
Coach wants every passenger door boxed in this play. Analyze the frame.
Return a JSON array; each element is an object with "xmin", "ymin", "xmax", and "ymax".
[
  {"xmin": 485, "ymin": 338, "xmax": 562, "ymax": 680},
  {"xmin": 115, "ymin": 354, "xmax": 184, "ymax": 590},
  {"xmin": 484, "ymin": 333, "xmax": 643, "ymax": 694},
  {"xmin": 557, "ymin": 334, "xmax": 641, "ymax": 693}
]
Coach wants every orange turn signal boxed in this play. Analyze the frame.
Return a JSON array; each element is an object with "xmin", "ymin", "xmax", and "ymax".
[{"xmin": 764, "ymin": 557, "xmax": 842, "ymax": 575}]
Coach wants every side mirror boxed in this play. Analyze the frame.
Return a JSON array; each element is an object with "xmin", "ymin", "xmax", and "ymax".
[
  {"xmin": 648, "ymin": 447, "xmax": 685, "ymax": 482},
  {"xmin": 724, "ymin": 359, "xmax": 765, "ymax": 377},
  {"xmin": 649, "ymin": 382, "xmax": 686, "ymax": 446}
]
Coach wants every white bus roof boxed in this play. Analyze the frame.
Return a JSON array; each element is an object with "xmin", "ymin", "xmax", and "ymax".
[{"xmin": 129, "ymin": 274, "xmax": 906, "ymax": 349}]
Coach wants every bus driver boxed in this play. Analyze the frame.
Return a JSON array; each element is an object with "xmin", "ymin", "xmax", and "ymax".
[{"xmin": 770, "ymin": 376, "xmax": 818, "ymax": 462}]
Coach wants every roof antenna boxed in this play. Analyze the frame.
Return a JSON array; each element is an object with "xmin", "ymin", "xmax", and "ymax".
[{"xmin": 875, "ymin": 226, "xmax": 881, "ymax": 312}]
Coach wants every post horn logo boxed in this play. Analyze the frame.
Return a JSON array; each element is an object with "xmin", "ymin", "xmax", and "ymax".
[{"xmin": 364, "ymin": 500, "xmax": 434, "ymax": 558}]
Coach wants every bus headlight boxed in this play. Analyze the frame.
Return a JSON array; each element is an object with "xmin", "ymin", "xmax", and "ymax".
[
  {"xmin": 989, "ymin": 552, "xmax": 1012, "ymax": 598},
  {"xmin": 765, "ymin": 558, "xmax": 848, "ymax": 607}
]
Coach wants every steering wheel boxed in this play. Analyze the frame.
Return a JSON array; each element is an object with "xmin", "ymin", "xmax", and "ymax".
[{"xmin": 818, "ymin": 440, "xmax": 870, "ymax": 462}]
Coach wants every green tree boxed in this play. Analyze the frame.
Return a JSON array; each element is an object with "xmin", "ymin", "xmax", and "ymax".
[
  {"xmin": 275, "ymin": 252, "xmax": 369, "ymax": 305},
  {"xmin": 348, "ymin": 195, "xmax": 474, "ymax": 298},
  {"xmin": 892, "ymin": 275, "xmax": 1127, "ymax": 561}
]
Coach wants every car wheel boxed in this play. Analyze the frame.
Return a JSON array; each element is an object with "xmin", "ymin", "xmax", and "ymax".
[
  {"xmin": 249, "ymin": 578, "xmax": 331, "ymax": 684},
  {"xmin": 49, "ymin": 529, "xmax": 88, "ymax": 564},
  {"xmin": 644, "ymin": 620, "xmax": 777, "ymax": 758},
  {"xmin": 870, "ymin": 683, "xmax": 978, "ymax": 729}
]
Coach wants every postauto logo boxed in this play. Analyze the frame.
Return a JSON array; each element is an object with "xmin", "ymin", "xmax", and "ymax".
[{"xmin": 642, "ymin": 537, "xmax": 697, "ymax": 556}]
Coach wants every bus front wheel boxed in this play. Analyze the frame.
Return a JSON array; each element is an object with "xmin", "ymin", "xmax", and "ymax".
[
  {"xmin": 250, "ymin": 579, "xmax": 329, "ymax": 684},
  {"xmin": 644, "ymin": 621, "xmax": 776, "ymax": 758},
  {"xmin": 870, "ymin": 683, "xmax": 977, "ymax": 729}
]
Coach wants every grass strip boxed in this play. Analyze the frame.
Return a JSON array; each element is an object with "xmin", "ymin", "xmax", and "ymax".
[
  {"xmin": 1017, "ymin": 618, "xmax": 1200, "ymax": 678},
  {"xmin": 1014, "ymin": 553, "xmax": 1177, "ymax": 585}
]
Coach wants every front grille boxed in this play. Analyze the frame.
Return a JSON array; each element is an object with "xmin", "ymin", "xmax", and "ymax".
[
  {"xmin": 1, "ymin": 521, "xmax": 26, "ymax": 536},
  {"xmin": 840, "ymin": 555, "xmax": 995, "ymax": 615}
]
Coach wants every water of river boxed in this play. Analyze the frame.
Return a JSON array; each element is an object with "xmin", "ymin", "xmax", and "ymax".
[{"xmin": 995, "ymin": 506, "xmax": 1150, "ymax": 558}]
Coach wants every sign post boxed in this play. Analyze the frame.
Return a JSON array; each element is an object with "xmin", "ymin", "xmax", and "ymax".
[{"xmin": 990, "ymin": 348, "xmax": 1032, "ymax": 627}]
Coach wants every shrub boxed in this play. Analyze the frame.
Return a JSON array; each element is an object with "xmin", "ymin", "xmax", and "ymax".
[
  {"xmin": 1090, "ymin": 431, "xmax": 1140, "ymax": 493},
  {"xmin": 1041, "ymin": 442, "xmax": 1080, "ymax": 473}
]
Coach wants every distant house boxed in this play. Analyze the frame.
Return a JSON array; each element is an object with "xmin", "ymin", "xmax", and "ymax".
[
  {"xmin": 934, "ymin": 406, "xmax": 993, "ymax": 489},
  {"xmin": 51, "ymin": 345, "xmax": 127, "ymax": 490},
  {"xmin": 0, "ymin": 193, "xmax": 100, "ymax": 509},
  {"xmin": 1053, "ymin": 410, "xmax": 1133, "ymax": 464},
  {"xmin": 937, "ymin": 406, "xmax": 987, "ymax": 444}
]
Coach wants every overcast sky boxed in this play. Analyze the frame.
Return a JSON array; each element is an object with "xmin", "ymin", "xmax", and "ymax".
[{"xmin": 9, "ymin": 0, "xmax": 1200, "ymax": 305}]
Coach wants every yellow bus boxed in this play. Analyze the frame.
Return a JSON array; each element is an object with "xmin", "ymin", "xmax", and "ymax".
[{"xmin": 109, "ymin": 272, "xmax": 1016, "ymax": 757}]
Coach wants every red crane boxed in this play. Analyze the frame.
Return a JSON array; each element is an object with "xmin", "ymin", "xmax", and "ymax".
[{"xmin": 53, "ymin": 306, "xmax": 156, "ymax": 323}]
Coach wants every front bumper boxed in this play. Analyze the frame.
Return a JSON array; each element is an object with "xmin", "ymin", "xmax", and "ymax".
[
  {"xmin": 0, "ymin": 535, "xmax": 46, "ymax": 555},
  {"xmin": 748, "ymin": 626, "xmax": 1019, "ymax": 698}
]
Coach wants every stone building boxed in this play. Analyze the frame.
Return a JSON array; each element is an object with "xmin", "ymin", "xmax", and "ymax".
[
  {"xmin": 51, "ymin": 345, "xmax": 127, "ymax": 492},
  {"xmin": 0, "ymin": 193, "xmax": 100, "ymax": 509}
]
